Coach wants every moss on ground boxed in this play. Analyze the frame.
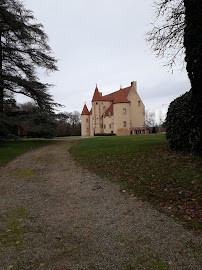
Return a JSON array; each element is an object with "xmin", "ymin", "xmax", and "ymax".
[{"xmin": 0, "ymin": 207, "xmax": 29, "ymax": 248}]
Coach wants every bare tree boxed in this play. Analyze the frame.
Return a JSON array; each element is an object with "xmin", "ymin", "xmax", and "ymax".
[
  {"xmin": 147, "ymin": 0, "xmax": 202, "ymax": 151},
  {"xmin": 145, "ymin": 110, "xmax": 156, "ymax": 128},
  {"xmin": 146, "ymin": 0, "xmax": 185, "ymax": 70}
]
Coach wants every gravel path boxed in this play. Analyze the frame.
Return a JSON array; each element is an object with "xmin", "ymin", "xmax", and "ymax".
[{"xmin": 0, "ymin": 139, "xmax": 201, "ymax": 270}]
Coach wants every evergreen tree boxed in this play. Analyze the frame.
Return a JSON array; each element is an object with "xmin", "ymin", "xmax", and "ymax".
[
  {"xmin": 184, "ymin": 0, "xmax": 202, "ymax": 151},
  {"xmin": 0, "ymin": 0, "xmax": 58, "ymax": 113}
]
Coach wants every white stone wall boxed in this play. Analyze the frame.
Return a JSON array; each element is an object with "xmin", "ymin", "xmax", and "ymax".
[
  {"xmin": 92, "ymin": 100, "xmax": 112, "ymax": 134},
  {"xmin": 103, "ymin": 115, "xmax": 114, "ymax": 134},
  {"xmin": 128, "ymin": 84, "xmax": 145, "ymax": 128},
  {"xmin": 92, "ymin": 101, "xmax": 102, "ymax": 134},
  {"xmin": 101, "ymin": 101, "xmax": 111, "ymax": 114},
  {"xmin": 113, "ymin": 103, "xmax": 130, "ymax": 134},
  {"xmin": 81, "ymin": 115, "xmax": 90, "ymax": 136},
  {"xmin": 90, "ymin": 114, "xmax": 94, "ymax": 136}
]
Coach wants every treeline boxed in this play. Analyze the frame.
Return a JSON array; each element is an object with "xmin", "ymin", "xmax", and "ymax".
[
  {"xmin": 0, "ymin": 101, "xmax": 81, "ymax": 139},
  {"xmin": 145, "ymin": 110, "xmax": 166, "ymax": 134}
]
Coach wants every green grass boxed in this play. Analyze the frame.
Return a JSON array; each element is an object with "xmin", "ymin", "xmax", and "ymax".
[
  {"xmin": 69, "ymin": 134, "xmax": 202, "ymax": 230},
  {"xmin": 0, "ymin": 139, "xmax": 56, "ymax": 167}
]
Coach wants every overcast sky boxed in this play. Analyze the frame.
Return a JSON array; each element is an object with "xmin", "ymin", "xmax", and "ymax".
[{"xmin": 22, "ymin": 0, "xmax": 190, "ymax": 118}]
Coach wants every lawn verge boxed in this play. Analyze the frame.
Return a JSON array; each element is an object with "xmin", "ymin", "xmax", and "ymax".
[
  {"xmin": 0, "ymin": 139, "xmax": 56, "ymax": 168},
  {"xmin": 69, "ymin": 134, "xmax": 202, "ymax": 231}
]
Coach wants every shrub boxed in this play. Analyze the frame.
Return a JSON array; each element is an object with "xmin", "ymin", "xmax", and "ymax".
[
  {"xmin": 166, "ymin": 90, "xmax": 200, "ymax": 152},
  {"xmin": 0, "ymin": 114, "xmax": 19, "ymax": 140},
  {"xmin": 94, "ymin": 133, "xmax": 116, "ymax": 136}
]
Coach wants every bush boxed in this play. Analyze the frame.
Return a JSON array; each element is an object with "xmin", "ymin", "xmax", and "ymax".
[
  {"xmin": 0, "ymin": 114, "xmax": 19, "ymax": 140},
  {"xmin": 166, "ymin": 90, "xmax": 200, "ymax": 152},
  {"xmin": 94, "ymin": 133, "xmax": 116, "ymax": 136}
]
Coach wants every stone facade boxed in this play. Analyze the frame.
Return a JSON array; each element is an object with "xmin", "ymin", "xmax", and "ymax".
[{"xmin": 81, "ymin": 81, "xmax": 147, "ymax": 136}]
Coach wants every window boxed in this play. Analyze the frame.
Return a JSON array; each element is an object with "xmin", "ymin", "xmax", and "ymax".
[
  {"xmin": 101, "ymin": 124, "xmax": 103, "ymax": 128},
  {"xmin": 104, "ymin": 125, "xmax": 106, "ymax": 129},
  {"xmin": 138, "ymin": 101, "xmax": 140, "ymax": 107},
  {"xmin": 109, "ymin": 112, "xmax": 111, "ymax": 117},
  {"xmin": 109, "ymin": 124, "xmax": 111, "ymax": 129},
  {"xmin": 96, "ymin": 102, "xmax": 98, "ymax": 105},
  {"xmin": 86, "ymin": 118, "xmax": 88, "ymax": 123},
  {"xmin": 123, "ymin": 121, "xmax": 127, "ymax": 127},
  {"xmin": 123, "ymin": 108, "xmax": 126, "ymax": 115},
  {"xmin": 103, "ymin": 106, "xmax": 106, "ymax": 111}
]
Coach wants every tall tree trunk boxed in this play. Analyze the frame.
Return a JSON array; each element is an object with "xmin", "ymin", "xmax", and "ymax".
[
  {"xmin": 184, "ymin": 0, "xmax": 202, "ymax": 151},
  {"xmin": 0, "ymin": 32, "xmax": 3, "ymax": 112}
]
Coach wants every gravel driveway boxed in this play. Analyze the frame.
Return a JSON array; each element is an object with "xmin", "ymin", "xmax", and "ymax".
[{"xmin": 0, "ymin": 139, "xmax": 201, "ymax": 270}]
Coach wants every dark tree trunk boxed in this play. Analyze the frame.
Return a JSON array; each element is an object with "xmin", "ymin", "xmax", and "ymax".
[
  {"xmin": 0, "ymin": 32, "xmax": 3, "ymax": 112},
  {"xmin": 184, "ymin": 0, "xmax": 202, "ymax": 151}
]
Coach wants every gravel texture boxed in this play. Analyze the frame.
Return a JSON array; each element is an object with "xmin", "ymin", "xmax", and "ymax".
[{"xmin": 0, "ymin": 139, "xmax": 201, "ymax": 270}]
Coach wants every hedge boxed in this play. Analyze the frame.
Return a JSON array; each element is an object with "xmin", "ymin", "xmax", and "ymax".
[{"xmin": 166, "ymin": 90, "xmax": 200, "ymax": 152}]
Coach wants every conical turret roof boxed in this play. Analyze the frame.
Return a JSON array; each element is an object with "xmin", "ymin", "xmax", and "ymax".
[
  {"xmin": 81, "ymin": 104, "xmax": 90, "ymax": 115},
  {"xmin": 92, "ymin": 85, "xmax": 102, "ymax": 101}
]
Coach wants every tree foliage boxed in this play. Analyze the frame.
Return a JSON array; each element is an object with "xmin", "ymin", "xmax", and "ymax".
[
  {"xmin": 0, "ymin": 0, "xmax": 58, "ymax": 112},
  {"xmin": 183, "ymin": 0, "xmax": 202, "ymax": 153},
  {"xmin": 0, "ymin": 101, "xmax": 81, "ymax": 139},
  {"xmin": 166, "ymin": 90, "xmax": 200, "ymax": 152},
  {"xmin": 147, "ymin": 0, "xmax": 202, "ymax": 152}
]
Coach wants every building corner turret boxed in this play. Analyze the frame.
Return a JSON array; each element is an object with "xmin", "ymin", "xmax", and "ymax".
[{"xmin": 81, "ymin": 104, "xmax": 90, "ymax": 136}]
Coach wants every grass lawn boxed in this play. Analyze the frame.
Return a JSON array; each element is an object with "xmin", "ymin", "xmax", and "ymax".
[
  {"xmin": 0, "ymin": 139, "xmax": 56, "ymax": 168},
  {"xmin": 69, "ymin": 134, "xmax": 202, "ymax": 230}
]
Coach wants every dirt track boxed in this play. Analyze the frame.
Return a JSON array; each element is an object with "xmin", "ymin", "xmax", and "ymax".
[{"xmin": 0, "ymin": 139, "xmax": 201, "ymax": 270}]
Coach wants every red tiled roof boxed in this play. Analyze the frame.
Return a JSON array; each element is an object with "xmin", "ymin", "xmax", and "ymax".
[
  {"xmin": 105, "ymin": 104, "xmax": 113, "ymax": 116},
  {"xmin": 92, "ymin": 85, "xmax": 131, "ymax": 103},
  {"xmin": 92, "ymin": 86, "xmax": 101, "ymax": 101},
  {"xmin": 81, "ymin": 104, "xmax": 90, "ymax": 115}
]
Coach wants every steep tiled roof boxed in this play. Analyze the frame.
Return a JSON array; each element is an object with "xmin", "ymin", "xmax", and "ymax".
[
  {"xmin": 92, "ymin": 85, "xmax": 131, "ymax": 103},
  {"xmin": 113, "ymin": 87, "xmax": 131, "ymax": 103},
  {"xmin": 105, "ymin": 104, "xmax": 113, "ymax": 116},
  {"xmin": 92, "ymin": 86, "xmax": 101, "ymax": 101},
  {"xmin": 81, "ymin": 104, "xmax": 90, "ymax": 115}
]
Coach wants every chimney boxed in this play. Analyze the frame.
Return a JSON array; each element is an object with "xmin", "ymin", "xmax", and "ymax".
[
  {"xmin": 131, "ymin": 81, "xmax": 137, "ymax": 91},
  {"xmin": 131, "ymin": 81, "xmax": 136, "ymax": 86}
]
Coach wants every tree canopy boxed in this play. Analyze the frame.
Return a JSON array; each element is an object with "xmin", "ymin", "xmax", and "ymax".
[
  {"xmin": 147, "ymin": 0, "xmax": 202, "ymax": 152},
  {"xmin": 0, "ymin": 0, "xmax": 58, "ymax": 113}
]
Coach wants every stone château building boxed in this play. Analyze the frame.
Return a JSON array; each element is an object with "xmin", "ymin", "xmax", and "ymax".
[{"xmin": 81, "ymin": 81, "xmax": 146, "ymax": 136}]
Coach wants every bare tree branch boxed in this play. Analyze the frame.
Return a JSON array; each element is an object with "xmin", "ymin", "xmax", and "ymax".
[{"xmin": 146, "ymin": 0, "xmax": 185, "ymax": 71}]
